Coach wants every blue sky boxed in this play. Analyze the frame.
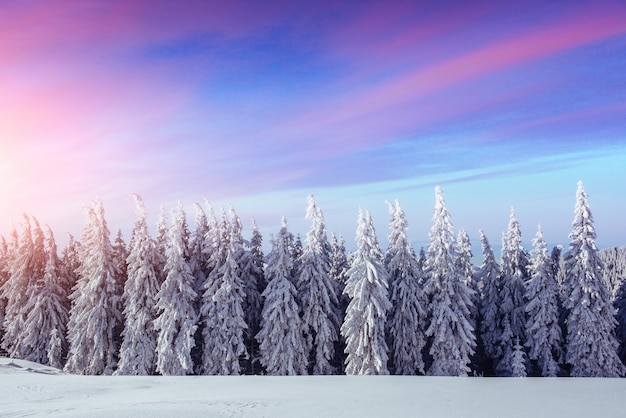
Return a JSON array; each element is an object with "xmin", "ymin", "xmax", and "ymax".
[{"xmin": 1, "ymin": 0, "xmax": 625, "ymax": 251}]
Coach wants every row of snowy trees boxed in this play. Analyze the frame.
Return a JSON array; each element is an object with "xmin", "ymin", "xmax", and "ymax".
[{"xmin": 0, "ymin": 182, "xmax": 625, "ymax": 376}]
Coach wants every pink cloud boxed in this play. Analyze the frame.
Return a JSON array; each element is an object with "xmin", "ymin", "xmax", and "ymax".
[{"xmin": 274, "ymin": 3, "xmax": 626, "ymax": 155}]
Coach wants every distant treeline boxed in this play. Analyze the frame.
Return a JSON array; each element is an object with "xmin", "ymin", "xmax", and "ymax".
[{"xmin": 0, "ymin": 183, "xmax": 625, "ymax": 377}]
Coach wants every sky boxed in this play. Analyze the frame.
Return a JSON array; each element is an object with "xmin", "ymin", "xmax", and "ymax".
[{"xmin": 1, "ymin": 0, "xmax": 626, "ymax": 252}]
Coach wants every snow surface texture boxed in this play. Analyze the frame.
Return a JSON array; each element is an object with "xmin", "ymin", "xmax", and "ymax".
[{"xmin": 2, "ymin": 357, "xmax": 626, "ymax": 418}]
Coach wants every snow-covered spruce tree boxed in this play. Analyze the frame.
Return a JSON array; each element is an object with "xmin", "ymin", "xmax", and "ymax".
[
  {"xmin": 116, "ymin": 195, "xmax": 161, "ymax": 375},
  {"xmin": 224, "ymin": 207, "xmax": 261, "ymax": 374},
  {"xmin": 65, "ymin": 199, "xmax": 122, "ymax": 375},
  {"xmin": 237, "ymin": 217, "xmax": 264, "ymax": 374},
  {"xmin": 296, "ymin": 195, "xmax": 340, "ymax": 375},
  {"xmin": 154, "ymin": 203, "xmax": 198, "ymax": 376},
  {"xmin": 341, "ymin": 209, "xmax": 391, "ymax": 375},
  {"xmin": 60, "ymin": 234, "xmax": 81, "ymax": 311},
  {"xmin": 190, "ymin": 203, "xmax": 210, "ymax": 295},
  {"xmin": 329, "ymin": 233, "xmax": 349, "ymax": 302},
  {"xmin": 329, "ymin": 232, "xmax": 350, "ymax": 372},
  {"xmin": 200, "ymin": 207, "xmax": 248, "ymax": 375},
  {"xmin": 496, "ymin": 209, "xmax": 529, "ymax": 376},
  {"xmin": 256, "ymin": 217, "xmax": 308, "ymax": 375},
  {"xmin": 386, "ymin": 200, "xmax": 428, "ymax": 375},
  {"xmin": 524, "ymin": 226, "xmax": 562, "ymax": 377},
  {"xmin": 21, "ymin": 226, "xmax": 69, "ymax": 367},
  {"xmin": 291, "ymin": 234, "xmax": 303, "ymax": 283},
  {"xmin": 614, "ymin": 281, "xmax": 626, "ymax": 365},
  {"xmin": 154, "ymin": 206, "xmax": 169, "ymax": 284},
  {"xmin": 511, "ymin": 338, "xmax": 528, "ymax": 378},
  {"xmin": 478, "ymin": 230, "xmax": 501, "ymax": 372},
  {"xmin": 1, "ymin": 218, "xmax": 30, "ymax": 357},
  {"xmin": 562, "ymin": 182, "xmax": 625, "ymax": 377},
  {"xmin": 111, "ymin": 229, "xmax": 128, "ymax": 353},
  {"xmin": 188, "ymin": 203, "xmax": 212, "ymax": 371},
  {"xmin": 2, "ymin": 216, "xmax": 47, "ymax": 359},
  {"xmin": 249, "ymin": 218, "xmax": 266, "ymax": 293},
  {"xmin": 424, "ymin": 186, "xmax": 476, "ymax": 376},
  {"xmin": 456, "ymin": 229, "xmax": 479, "ymax": 319},
  {"xmin": 0, "ymin": 235, "xmax": 8, "ymax": 336}
]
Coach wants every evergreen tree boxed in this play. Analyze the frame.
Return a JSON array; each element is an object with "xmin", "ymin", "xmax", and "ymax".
[
  {"xmin": 341, "ymin": 209, "xmax": 391, "ymax": 375},
  {"xmin": 154, "ymin": 203, "xmax": 198, "ymax": 376},
  {"xmin": 65, "ymin": 199, "xmax": 122, "ymax": 375},
  {"xmin": 111, "ymin": 229, "xmax": 128, "ymax": 353},
  {"xmin": 116, "ymin": 195, "xmax": 160, "ymax": 375},
  {"xmin": 296, "ymin": 195, "xmax": 340, "ymax": 374},
  {"xmin": 225, "ymin": 207, "xmax": 261, "ymax": 374},
  {"xmin": 189, "ymin": 203, "xmax": 210, "ymax": 295},
  {"xmin": 249, "ymin": 219, "xmax": 266, "ymax": 293},
  {"xmin": 496, "ymin": 209, "xmax": 528, "ymax": 376},
  {"xmin": 563, "ymin": 182, "xmax": 625, "ymax": 377},
  {"xmin": 329, "ymin": 232, "xmax": 350, "ymax": 372},
  {"xmin": 200, "ymin": 207, "xmax": 248, "ymax": 375},
  {"xmin": 2, "ymin": 219, "xmax": 27, "ymax": 357},
  {"xmin": 154, "ymin": 206, "xmax": 169, "ymax": 284},
  {"xmin": 511, "ymin": 338, "xmax": 528, "ymax": 377},
  {"xmin": 386, "ymin": 200, "xmax": 428, "ymax": 375},
  {"xmin": 0, "ymin": 235, "xmax": 8, "ymax": 336},
  {"xmin": 21, "ymin": 226, "xmax": 69, "ymax": 366},
  {"xmin": 188, "ymin": 203, "xmax": 212, "ymax": 371},
  {"xmin": 237, "ymin": 218, "xmax": 264, "ymax": 374},
  {"xmin": 424, "ymin": 187, "xmax": 476, "ymax": 376},
  {"xmin": 613, "ymin": 281, "xmax": 626, "ymax": 365},
  {"xmin": 524, "ymin": 226, "xmax": 561, "ymax": 377},
  {"xmin": 256, "ymin": 218, "xmax": 308, "ymax": 375},
  {"xmin": 0, "ymin": 226, "xmax": 21, "ymax": 353},
  {"xmin": 1, "ymin": 217, "xmax": 40, "ymax": 358},
  {"xmin": 291, "ymin": 234, "xmax": 303, "ymax": 283},
  {"xmin": 60, "ymin": 234, "xmax": 81, "ymax": 312},
  {"xmin": 456, "ymin": 229, "xmax": 478, "ymax": 319},
  {"xmin": 478, "ymin": 230, "xmax": 501, "ymax": 371}
]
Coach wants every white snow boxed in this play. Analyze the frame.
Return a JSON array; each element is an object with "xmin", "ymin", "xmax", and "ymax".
[{"xmin": 2, "ymin": 357, "xmax": 626, "ymax": 417}]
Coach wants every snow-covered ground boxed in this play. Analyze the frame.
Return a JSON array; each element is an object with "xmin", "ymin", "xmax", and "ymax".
[{"xmin": 2, "ymin": 357, "xmax": 625, "ymax": 418}]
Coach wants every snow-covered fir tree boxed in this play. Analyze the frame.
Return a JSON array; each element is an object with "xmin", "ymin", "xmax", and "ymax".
[
  {"xmin": 291, "ymin": 234, "xmax": 303, "ymax": 283},
  {"xmin": 237, "ymin": 218, "xmax": 264, "ymax": 374},
  {"xmin": 200, "ymin": 206, "xmax": 248, "ymax": 375},
  {"xmin": 613, "ymin": 281, "xmax": 626, "ymax": 365},
  {"xmin": 525, "ymin": 226, "xmax": 561, "ymax": 377},
  {"xmin": 0, "ymin": 235, "xmax": 8, "ymax": 335},
  {"xmin": 189, "ymin": 203, "xmax": 210, "ymax": 295},
  {"xmin": 341, "ymin": 209, "xmax": 391, "ymax": 375},
  {"xmin": 116, "ymin": 195, "xmax": 161, "ymax": 375},
  {"xmin": 424, "ymin": 186, "xmax": 476, "ymax": 376},
  {"xmin": 154, "ymin": 206, "xmax": 169, "ymax": 284},
  {"xmin": 478, "ymin": 230, "xmax": 501, "ymax": 371},
  {"xmin": 456, "ymin": 228, "xmax": 478, "ymax": 319},
  {"xmin": 111, "ymin": 229, "xmax": 128, "ymax": 352},
  {"xmin": 329, "ymin": 233, "xmax": 350, "ymax": 321},
  {"xmin": 60, "ymin": 234, "xmax": 81, "ymax": 311},
  {"xmin": 386, "ymin": 200, "xmax": 428, "ymax": 375},
  {"xmin": 2, "ymin": 216, "xmax": 49, "ymax": 359},
  {"xmin": 65, "ymin": 199, "xmax": 122, "ymax": 375},
  {"xmin": 511, "ymin": 338, "xmax": 528, "ymax": 378},
  {"xmin": 562, "ymin": 182, "xmax": 625, "ymax": 377},
  {"xmin": 600, "ymin": 246, "xmax": 626, "ymax": 299},
  {"xmin": 296, "ymin": 195, "xmax": 340, "ymax": 374},
  {"xmin": 0, "ymin": 222, "xmax": 31, "ymax": 358},
  {"xmin": 256, "ymin": 217, "xmax": 308, "ymax": 375},
  {"xmin": 496, "ymin": 209, "xmax": 529, "ymax": 376},
  {"xmin": 249, "ymin": 218, "xmax": 266, "ymax": 293},
  {"xmin": 154, "ymin": 203, "xmax": 198, "ymax": 376},
  {"xmin": 20, "ymin": 226, "xmax": 69, "ymax": 367},
  {"xmin": 229, "ymin": 212, "xmax": 263, "ymax": 374}
]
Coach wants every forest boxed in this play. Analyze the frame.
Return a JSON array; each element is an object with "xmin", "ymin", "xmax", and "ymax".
[{"xmin": 1, "ymin": 182, "xmax": 625, "ymax": 377}]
